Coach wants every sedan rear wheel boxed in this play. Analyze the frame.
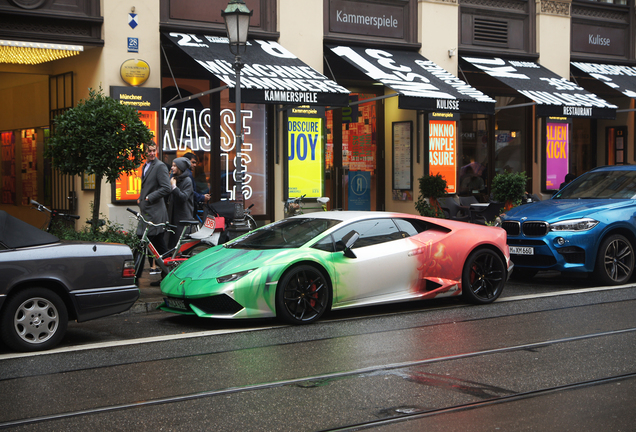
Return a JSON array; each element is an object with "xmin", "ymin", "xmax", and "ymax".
[
  {"xmin": 1, "ymin": 288, "xmax": 68, "ymax": 352},
  {"xmin": 462, "ymin": 249, "xmax": 505, "ymax": 304},
  {"xmin": 595, "ymin": 234, "xmax": 634, "ymax": 286},
  {"xmin": 276, "ymin": 265, "xmax": 331, "ymax": 324}
]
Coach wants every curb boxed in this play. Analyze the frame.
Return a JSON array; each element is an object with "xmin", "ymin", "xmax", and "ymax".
[{"xmin": 128, "ymin": 300, "xmax": 163, "ymax": 314}]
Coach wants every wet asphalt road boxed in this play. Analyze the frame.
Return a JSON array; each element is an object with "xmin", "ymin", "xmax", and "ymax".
[{"xmin": 1, "ymin": 272, "xmax": 635, "ymax": 431}]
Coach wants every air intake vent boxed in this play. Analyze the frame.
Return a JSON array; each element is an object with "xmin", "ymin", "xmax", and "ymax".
[{"xmin": 474, "ymin": 18, "xmax": 508, "ymax": 45}]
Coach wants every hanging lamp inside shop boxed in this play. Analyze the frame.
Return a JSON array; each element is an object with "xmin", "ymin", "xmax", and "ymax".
[{"xmin": 0, "ymin": 39, "xmax": 83, "ymax": 65}]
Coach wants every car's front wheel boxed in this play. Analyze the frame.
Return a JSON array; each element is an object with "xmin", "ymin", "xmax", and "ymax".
[
  {"xmin": 595, "ymin": 234, "xmax": 634, "ymax": 285},
  {"xmin": 462, "ymin": 248, "xmax": 506, "ymax": 304},
  {"xmin": 0, "ymin": 288, "xmax": 68, "ymax": 352},
  {"xmin": 276, "ymin": 265, "xmax": 331, "ymax": 324}
]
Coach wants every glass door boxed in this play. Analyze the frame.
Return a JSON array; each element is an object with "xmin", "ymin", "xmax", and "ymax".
[{"xmin": 326, "ymin": 93, "xmax": 380, "ymax": 211}]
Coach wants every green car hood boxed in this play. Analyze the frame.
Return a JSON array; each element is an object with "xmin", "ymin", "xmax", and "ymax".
[{"xmin": 172, "ymin": 245, "xmax": 302, "ymax": 281}]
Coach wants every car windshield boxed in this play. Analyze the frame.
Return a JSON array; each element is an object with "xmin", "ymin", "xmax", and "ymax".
[
  {"xmin": 225, "ymin": 218, "xmax": 341, "ymax": 249},
  {"xmin": 554, "ymin": 170, "xmax": 636, "ymax": 200}
]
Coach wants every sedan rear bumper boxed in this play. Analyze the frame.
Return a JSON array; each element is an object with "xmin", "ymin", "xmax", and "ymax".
[{"xmin": 70, "ymin": 285, "xmax": 140, "ymax": 322}]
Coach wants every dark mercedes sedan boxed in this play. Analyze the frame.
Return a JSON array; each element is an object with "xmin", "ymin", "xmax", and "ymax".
[{"xmin": 0, "ymin": 211, "xmax": 139, "ymax": 352}]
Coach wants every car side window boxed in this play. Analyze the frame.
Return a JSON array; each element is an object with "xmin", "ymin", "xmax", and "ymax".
[
  {"xmin": 312, "ymin": 234, "xmax": 335, "ymax": 253},
  {"xmin": 331, "ymin": 219, "xmax": 403, "ymax": 250},
  {"xmin": 393, "ymin": 218, "xmax": 428, "ymax": 237}
]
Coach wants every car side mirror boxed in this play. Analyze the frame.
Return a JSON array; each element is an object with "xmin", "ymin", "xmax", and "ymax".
[{"xmin": 342, "ymin": 231, "xmax": 359, "ymax": 259}]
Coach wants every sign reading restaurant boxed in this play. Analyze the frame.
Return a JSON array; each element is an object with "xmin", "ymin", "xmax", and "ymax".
[{"xmin": 462, "ymin": 57, "xmax": 617, "ymax": 119}]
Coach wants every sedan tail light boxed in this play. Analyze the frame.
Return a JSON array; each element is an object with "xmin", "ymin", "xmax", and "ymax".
[{"xmin": 123, "ymin": 259, "xmax": 135, "ymax": 278}]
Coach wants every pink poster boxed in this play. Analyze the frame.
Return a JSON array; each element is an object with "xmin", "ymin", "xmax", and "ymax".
[{"xmin": 546, "ymin": 122, "xmax": 569, "ymax": 190}]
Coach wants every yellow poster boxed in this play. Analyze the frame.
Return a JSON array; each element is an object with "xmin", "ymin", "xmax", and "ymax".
[
  {"xmin": 288, "ymin": 117, "xmax": 323, "ymax": 198},
  {"xmin": 429, "ymin": 119, "xmax": 457, "ymax": 194}
]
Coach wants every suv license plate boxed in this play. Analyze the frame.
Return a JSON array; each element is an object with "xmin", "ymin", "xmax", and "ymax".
[
  {"xmin": 510, "ymin": 246, "xmax": 534, "ymax": 255},
  {"xmin": 165, "ymin": 298, "xmax": 187, "ymax": 310}
]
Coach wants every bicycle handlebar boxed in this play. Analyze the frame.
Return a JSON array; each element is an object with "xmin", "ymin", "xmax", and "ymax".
[
  {"xmin": 31, "ymin": 199, "xmax": 80, "ymax": 219},
  {"xmin": 126, "ymin": 208, "xmax": 176, "ymax": 231}
]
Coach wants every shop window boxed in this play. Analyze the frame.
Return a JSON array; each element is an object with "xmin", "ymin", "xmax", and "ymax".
[
  {"xmin": 161, "ymin": 79, "xmax": 268, "ymax": 216},
  {"xmin": 494, "ymin": 99, "xmax": 526, "ymax": 177},
  {"xmin": 459, "ymin": 115, "xmax": 489, "ymax": 200},
  {"xmin": 571, "ymin": 118, "xmax": 594, "ymax": 176},
  {"xmin": 1, "ymin": 131, "xmax": 16, "ymax": 204}
]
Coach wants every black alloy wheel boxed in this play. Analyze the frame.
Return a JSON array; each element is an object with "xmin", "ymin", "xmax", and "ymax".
[
  {"xmin": 0, "ymin": 287, "xmax": 68, "ymax": 352},
  {"xmin": 462, "ymin": 248, "xmax": 506, "ymax": 304},
  {"xmin": 276, "ymin": 265, "xmax": 331, "ymax": 324},
  {"xmin": 595, "ymin": 234, "xmax": 634, "ymax": 286}
]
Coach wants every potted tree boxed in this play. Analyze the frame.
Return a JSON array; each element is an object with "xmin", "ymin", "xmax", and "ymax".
[
  {"xmin": 415, "ymin": 173, "xmax": 447, "ymax": 218},
  {"xmin": 491, "ymin": 171, "xmax": 528, "ymax": 211}
]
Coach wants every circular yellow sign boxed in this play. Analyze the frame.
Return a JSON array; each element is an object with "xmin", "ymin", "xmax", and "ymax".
[{"xmin": 120, "ymin": 59, "xmax": 150, "ymax": 86}]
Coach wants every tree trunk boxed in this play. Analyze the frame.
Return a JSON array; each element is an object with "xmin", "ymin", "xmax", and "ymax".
[
  {"xmin": 91, "ymin": 175, "xmax": 102, "ymax": 233},
  {"xmin": 430, "ymin": 197, "xmax": 442, "ymax": 216}
]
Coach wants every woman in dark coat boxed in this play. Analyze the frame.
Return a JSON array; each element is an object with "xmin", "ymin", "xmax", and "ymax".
[{"xmin": 167, "ymin": 157, "xmax": 194, "ymax": 249}]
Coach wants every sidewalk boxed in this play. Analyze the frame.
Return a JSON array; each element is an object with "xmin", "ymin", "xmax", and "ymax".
[{"xmin": 128, "ymin": 271, "xmax": 166, "ymax": 314}]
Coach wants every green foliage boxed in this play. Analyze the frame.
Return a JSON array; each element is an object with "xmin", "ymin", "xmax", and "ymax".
[
  {"xmin": 45, "ymin": 86, "xmax": 153, "ymax": 231},
  {"xmin": 45, "ymin": 86, "xmax": 152, "ymax": 183},
  {"xmin": 414, "ymin": 200, "xmax": 445, "ymax": 218},
  {"xmin": 415, "ymin": 173, "xmax": 447, "ymax": 218},
  {"xmin": 49, "ymin": 215, "xmax": 140, "ymax": 251},
  {"xmin": 417, "ymin": 173, "xmax": 447, "ymax": 199},
  {"xmin": 491, "ymin": 171, "xmax": 528, "ymax": 206}
]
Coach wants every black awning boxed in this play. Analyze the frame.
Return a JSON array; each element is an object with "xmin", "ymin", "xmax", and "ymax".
[
  {"xmin": 571, "ymin": 62, "xmax": 636, "ymax": 100},
  {"xmin": 326, "ymin": 45, "xmax": 496, "ymax": 115},
  {"xmin": 461, "ymin": 56, "xmax": 617, "ymax": 119},
  {"xmin": 163, "ymin": 33, "xmax": 351, "ymax": 107}
]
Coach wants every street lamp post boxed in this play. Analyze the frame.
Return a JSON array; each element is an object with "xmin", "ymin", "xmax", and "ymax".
[{"xmin": 222, "ymin": 0, "xmax": 252, "ymax": 217}]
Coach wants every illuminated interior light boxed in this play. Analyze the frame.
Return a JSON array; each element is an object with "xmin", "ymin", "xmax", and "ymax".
[{"xmin": 0, "ymin": 39, "xmax": 84, "ymax": 65}]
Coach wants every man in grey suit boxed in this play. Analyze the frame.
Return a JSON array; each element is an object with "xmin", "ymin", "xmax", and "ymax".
[{"xmin": 136, "ymin": 142, "xmax": 171, "ymax": 283}]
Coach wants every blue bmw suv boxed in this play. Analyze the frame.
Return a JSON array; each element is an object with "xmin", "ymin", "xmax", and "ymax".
[{"xmin": 497, "ymin": 165, "xmax": 636, "ymax": 285}]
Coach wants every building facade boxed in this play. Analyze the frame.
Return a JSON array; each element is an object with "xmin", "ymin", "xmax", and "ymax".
[{"xmin": 1, "ymin": 0, "xmax": 635, "ymax": 229}]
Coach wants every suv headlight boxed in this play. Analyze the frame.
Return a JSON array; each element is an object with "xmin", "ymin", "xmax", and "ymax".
[{"xmin": 550, "ymin": 218, "xmax": 598, "ymax": 232}]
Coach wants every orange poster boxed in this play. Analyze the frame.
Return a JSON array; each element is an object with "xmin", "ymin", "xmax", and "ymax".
[
  {"xmin": 114, "ymin": 110, "xmax": 158, "ymax": 202},
  {"xmin": 429, "ymin": 119, "xmax": 457, "ymax": 194}
]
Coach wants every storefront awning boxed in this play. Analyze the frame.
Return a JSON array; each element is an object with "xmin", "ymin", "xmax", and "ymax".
[
  {"xmin": 571, "ymin": 62, "xmax": 636, "ymax": 99},
  {"xmin": 461, "ymin": 56, "xmax": 617, "ymax": 119},
  {"xmin": 163, "ymin": 33, "xmax": 350, "ymax": 107},
  {"xmin": 326, "ymin": 45, "xmax": 496, "ymax": 115}
]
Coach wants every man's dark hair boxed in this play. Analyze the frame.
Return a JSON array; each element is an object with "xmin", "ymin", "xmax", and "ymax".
[{"xmin": 183, "ymin": 152, "xmax": 197, "ymax": 162}]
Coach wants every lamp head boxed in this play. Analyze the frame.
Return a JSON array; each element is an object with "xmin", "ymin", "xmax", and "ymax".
[{"xmin": 222, "ymin": 0, "xmax": 253, "ymax": 55}]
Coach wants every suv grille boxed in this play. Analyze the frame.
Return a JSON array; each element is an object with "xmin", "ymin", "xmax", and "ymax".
[
  {"xmin": 522, "ymin": 222, "xmax": 549, "ymax": 236},
  {"xmin": 501, "ymin": 221, "xmax": 520, "ymax": 236}
]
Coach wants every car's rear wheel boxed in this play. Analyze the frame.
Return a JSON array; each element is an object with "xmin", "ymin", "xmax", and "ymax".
[
  {"xmin": 462, "ymin": 248, "xmax": 506, "ymax": 304},
  {"xmin": 595, "ymin": 234, "xmax": 634, "ymax": 285},
  {"xmin": 0, "ymin": 288, "xmax": 68, "ymax": 352},
  {"xmin": 276, "ymin": 265, "xmax": 331, "ymax": 324}
]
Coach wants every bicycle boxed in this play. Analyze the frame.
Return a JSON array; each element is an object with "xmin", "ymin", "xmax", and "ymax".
[
  {"xmin": 243, "ymin": 203, "xmax": 257, "ymax": 230},
  {"xmin": 284, "ymin": 195, "xmax": 330, "ymax": 217},
  {"xmin": 31, "ymin": 199, "xmax": 80, "ymax": 231},
  {"xmin": 126, "ymin": 208, "xmax": 212, "ymax": 284}
]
